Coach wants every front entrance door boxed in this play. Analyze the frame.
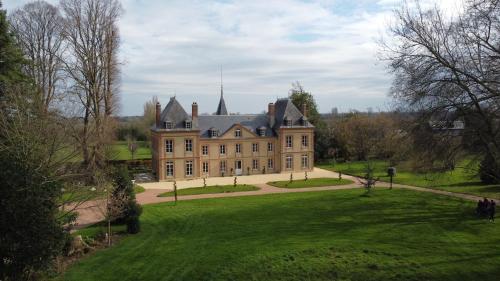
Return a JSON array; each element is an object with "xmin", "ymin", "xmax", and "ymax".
[{"xmin": 235, "ymin": 160, "xmax": 242, "ymax": 176}]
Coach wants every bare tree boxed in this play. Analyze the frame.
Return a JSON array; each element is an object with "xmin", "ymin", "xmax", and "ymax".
[
  {"xmin": 9, "ymin": 1, "xmax": 64, "ymax": 113},
  {"xmin": 381, "ymin": 0, "xmax": 500, "ymax": 181},
  {"xmin": 60, "ymin": 0, "xmax": 122, "ymax": 179}
]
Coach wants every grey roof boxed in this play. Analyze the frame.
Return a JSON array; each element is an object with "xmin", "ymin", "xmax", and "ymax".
[
  {"xmin": 159, "ymin": 97, "xmax": 191, "ymax": 129},
  {"xmin": 198, "ymin": 114, "xmax": 274, "ymax": 138},
  {"xmin": 215, "ymin": 93, "xmax": 228, "ymax": 115},
  {"xmin": 273, "ymin": 98, "xmax": 314, "ymax": 129}
]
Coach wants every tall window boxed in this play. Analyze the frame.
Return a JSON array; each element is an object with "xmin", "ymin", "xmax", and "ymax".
[
  {"xmin": 267, "ymin": 142, "xmax": 273, "ymax": 152},
  {"xmin": 252, "ymin": 159, "xmax": 259, "ymax": 170},
  {"xmin": 267, "ymin": 158, "xmax": 273, "ymax": 169},
  {"xmin": 220, "ymin": 144, "xmax": 226, "ymax": 155},
  {"xmin": 185, "ymin": 139, "xmax": 193, "ymax": 152},
  {"xmin": 302, "ymin": 135, "xmax": 309, "ymax": 148},
  {"xmin": 252, "ymin": 143, "xmax": 259, "ymax": 152},
  {"xmin": 220, "ymin": 161, "xmax": 226, "ymax": 173},
  {"xmin": 302, "ymin": 155, "xmax": 309, "ymax": 168},
  {"xmin": 236, "ymin": 143, "xmax": 241, "ymax": 154},
  {"xmin": 202, "ymin": 145, "xmax": 208, "ymax": 156},
  {"xmin": 185, "ymin": 160, "xmax": 193, "ymax": 176},
  {"xmin": 165, "ymin": 139, "xmax": 173, "ymax": 153},
  {"xmin": 166, "ymin": 161, "xmax": 174, "ymax": 176},
  {"xmin": 286, "ymin": 155, "xmax": 293, "ymax": 169},
  {"xmin": 286, "ymin": 135, "xmax": 293, "ymax": 148},
  {"xmin": 235, "ymin": 129, "xmax": 242, "ymax": 138},
  {"xmin": 202, "ymin": 161, "xmax": 209, "ymax": 174}
]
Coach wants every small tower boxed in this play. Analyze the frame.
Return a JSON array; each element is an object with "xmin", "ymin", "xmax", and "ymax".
[{"xmin": 215, "ymin": 67, "xmax": 228, "ymax": 115}]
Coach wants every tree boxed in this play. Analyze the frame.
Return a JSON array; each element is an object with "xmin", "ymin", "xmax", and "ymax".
[
  {"xmin": 9, "ymin": 1, "xmax": 64, "ymax": 113},
  {"xmin": 382, "ymin": 0, "xmax": 500, "ymax": 183},
  {"xmin": 60, "ymin": 0, "xmax": 122, "ymax": 180},
  {"xmin": 112, "ymin": 165, "xmax": 142, "ymax": 234},
  {"xmin": 288, "ymin": 82, "xmax": 331, "ymax": 160},
  {"xmin": 141, "ymin": 95, "xmax": 159, "ymax": 142}
]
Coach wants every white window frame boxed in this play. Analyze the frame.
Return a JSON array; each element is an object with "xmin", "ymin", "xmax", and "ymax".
[
  {"xmin": 220, "ymin": 160, "xmax": 226, "ymax": 173},
  {"xmin": 286, "ymin": 155, "xmax": 293, "ymax": 169},
  {"xmin": 185, "ymin": 160, "xmax": 193, "ymax": 176},
  {"xmin": 166, "ymin": 161, "xmax": 174, "ymax": 177},
  {"xmin": 252, "ymin": 143, "xmax": 259, "ymax": 152},
  {"xmin": 202, "ymin": 161, "xmax": 209, "ymax": 174},
  {"xmin": 236, "ymin": 143, "xmax": 241, "ymax": 154},
  {"xmin": 302, "ymin": 155, "xmax": 309, "ymax": 168},
  {"xmin": 165, "ymin": 139, "xmax": 173, "ymax": 153},
  {"xmin": 252, "ymin": 159, "xmax": 259, "ymax": 170},
  {"xmin": 185, "ymin": 121, "xmax": 192, "ymax": 129},
  {"xmin": 267, "ymin": 158, "xmax": 273, "ymax": 169},
  {"xmin": 267, "ymin": 142, "xmax": 273, "ymax": 152},
  {"xmin": 302, "ymin": 135, "xmax": 308, "ymax": 148},
  {"xmin": 211, "ymin": 130, "xmax": 218, "ymax": 137},
  {"xmin": 185, "ymin": 139, "xmax": 193, "ymax": 152},
  {"xmin": 220, "ymin": 144, "xmax": 226, "ymax": 155},
  {"xmin": 235, "ymin": 129, "xmax": 242, "ymax": 138},
  {"xmin": 259, "ymin": 128, "xmax": 266, "ymax": 136},
  {"xmin": 202, "ymin": 145, "xmax": 208, "ymax": 156},
  {"xmin": 286, "ymin": 135, "xmax": 293, "ymax": 148}
]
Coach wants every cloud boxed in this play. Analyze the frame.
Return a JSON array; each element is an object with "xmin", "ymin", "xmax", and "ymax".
[{"xmin": 3, "ymin": 0, "xmax": 464, "ymax": 115}]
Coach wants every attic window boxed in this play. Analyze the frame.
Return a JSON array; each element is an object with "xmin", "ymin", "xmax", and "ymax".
[
  {"xmin": 235, "ymin": 129, "xmax": 242, "ymax": 138},
  {"xmin": 210, "ymin": 129, "xmax": 218, "ymax": 138},
  {"xmin": 258, "ymin": 127, "xmax": 266, "ymax": 136},
  {"xmin": 301, "ymin": 117, "xmax": 308, "ymax": 126},
  {"xmin": 285, "ymin": 118, "xmax": 292, "ymax": 127},
  {"xmin": 185, "ymin": 121, "xmax": 192, "ymax": 129},
  {"xmin": 165, "ymin": 121, "xmax": 173, "ymax": 129}
]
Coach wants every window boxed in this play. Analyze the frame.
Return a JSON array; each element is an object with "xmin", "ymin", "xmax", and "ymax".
[
  {"xmin": 202, "ymin": 161, "xmax": 209, "ymax": 174},
  {"xmin": 235, "ymin": 129, "xmax": 241, "ymax": 138},
  {"xmin": 164, "ymin": 121, "xmax": 173, "ymax": 129},
  {"xmin": 165, "ymin": 139, "xmax": 173, "ymax": 153},
  {"xmin": 267, "ymin": 158, "xmax": 273, "ymax": 169},
  {"xmin": 267, "ymin": 142, "xmax": 273, "ymax": 152},
  {"xmin": 252, "ymin": 159, "xmax": 259, "ymax": 170},
  {"xmin": 286, "ymin": 155, "xmax": 293, "ymax": 169},
  {"xmin": 302, "ymin": 155, "xmax": 309, "ymax": 168},
  {"xmin": 302, "ymin": 135, "xmax": 309, "ymax": 148},
  {"xmin": 252, "ymin": 143, "xmax": 259, "ymax": 152},
  {"xmin": 285, "ymin": 119, "xmax": 292, "ymax": 127},
  {"xmin": 220, "ymin": 144, "xmax": 226, "ymax": 155},
  {"xmin": 185, "ymin": 160, "xmax": 193, "ymax": 176},
  {"xmin": 185, "ymin": 139, "xmax": 193, "ymax": 152},
  {"xmin": 220, "ymin": 161, "xmax": 226, "ymax": 173},
  {"xmin": 185, "ymin": 121, "xmax": 192, "ymax": 129},
  {"xmin": 286, "ymin": 135, "xmax": 293, "ymax": 148},
  {"xmin": 202, "ymin": 145, "xmax": 208, "ymax": 156},
  {"xmin": 259, "ymin": 128, "xmax": 266, "ymax": 136},
  {"xmin": 235, "ymin": 143, "xmax": 241, "ymax": 154},
  {"xmin": 210, "ymin": 130, "xmax": 218, "ymax": 138},
  {"xmin": 166, "ymin": 161, "xmax": 174, "ymax": 177}
]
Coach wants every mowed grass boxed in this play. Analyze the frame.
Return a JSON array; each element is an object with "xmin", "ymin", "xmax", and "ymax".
[
  {"xmin": 318, "ymin": 160, "xmax": 500, "ymax": 199},
  {"xmin": 268, "ymin": 177, "xmax": 353, "ymax": 188},
  {"xmin": 59, "ymin": 189, "xmax": 500, "ymax": 281},
  {"xmin": 157, "ymin": 184, "xmax": 259, "ymax": 197},
  {"xmin": 109, "ymin": 141, "xmax": 152, "ymax": 160}
]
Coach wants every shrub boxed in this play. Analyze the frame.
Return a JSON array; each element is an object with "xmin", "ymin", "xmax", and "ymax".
[
  {"xmin": 112, "ymin": 165, "xmax": 142, "ymax": 233},
  {"xmin": 479, "ymin": 154, "xmax": 500, "ymax": 184}
]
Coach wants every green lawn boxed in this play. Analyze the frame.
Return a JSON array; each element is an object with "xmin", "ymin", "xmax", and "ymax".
[
  {"xmin": 59, "ymin": 189, "xmax": 500, "ymax": 281},
  {"xmin": 318, "ymin": 160, "xmax": 500, "ymax": 199},
  {"xmin": 157, "ymin": 184, "xmax": 259, "ymax": 197},
  {"xmin": 268, "ymin": 177, "xmax": 353, "ymax": 188},
  {"xmin": 109, "ymin": 141, "xmax": 152, "ymax": 160},
  {"xmin": 133, "ymin": 185, "xmax": 145, "ymax": 194}
]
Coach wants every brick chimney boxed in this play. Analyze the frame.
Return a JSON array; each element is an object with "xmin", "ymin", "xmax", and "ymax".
[
  {"xmin": 192, "ymin": 102, "xmax": 198, "ymax": 126},
  {"xmin": 302, "ymin": 103, "xmax": 308, "ymax": 118},
  {"xmin": 155, "ymin": 102, "xmax": 161, "ymax": 128},
  {"xmin": 268, "ymin": 103, "xmax": 275, "ymax": 127}
]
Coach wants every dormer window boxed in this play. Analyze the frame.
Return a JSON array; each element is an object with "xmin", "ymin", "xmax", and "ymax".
[
  {"xmin": 258, "ymin": 127, "xmax": 266, "ymax": 137},
  {"xmin": 301, "ymin": 116, "xmax": 308, "ymax": 126},
  {"xmin": 185, "ymin": 120, "xmax": 192, "ymax": 129},
  {"xmin": 211, "ymin": 130, "xmax": 218, "ymax": 138},
  {"xmin": 165, "ymin": 121, "xmax": 173, "ymax": 129},
  {"xmin": 284, "ymin": 117, "xmax": 292, "ymax": 127}
]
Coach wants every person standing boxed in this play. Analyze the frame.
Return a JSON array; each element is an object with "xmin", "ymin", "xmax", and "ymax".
[{"xmin": 489, "ymin": 200, "xmax": 496, "ymax": 222}]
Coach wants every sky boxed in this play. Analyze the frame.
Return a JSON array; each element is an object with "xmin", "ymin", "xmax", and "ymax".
[{"xmin": 4, "ymin": 0, "xmax": 463, "ymax": 116}]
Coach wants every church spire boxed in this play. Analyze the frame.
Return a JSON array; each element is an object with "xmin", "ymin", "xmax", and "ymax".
[{"xmin": 215, "ymin": 66, "xmax": 228, "ymax": 115}]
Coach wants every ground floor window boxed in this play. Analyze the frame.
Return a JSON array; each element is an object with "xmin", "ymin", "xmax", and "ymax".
[
  {"xmin": 166, "ymin": 161, "xmax": 174, "ymax": 176},
  {"xmin": 302, "ymin": 154, "xmax": 309, "ymax": 168},
  {"xmin": 252, "ymin": 159, "xmax": 259, "ymax": 170},
  {"xmin": 286, "ymin": 155, "xmax": 293, "ymax": 169},
  {"xmin": 220, "ymin": 160, "xmax": 226, "ymax": 174},
  {"xmin": 202, "ymin": 161, "xmax": 209, "ymax": 174},
  {"xmin": 267, "ymin": 158, "xmax": 273, "ymax": 169},
  {"xmin": 185, "ymin": 160, "xmax": 193, "ymax": 176}
]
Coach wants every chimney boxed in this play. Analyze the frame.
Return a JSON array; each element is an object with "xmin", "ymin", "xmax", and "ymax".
[
  {"xmin": 302, "ymin": 103, "xmax": 308, "ymax": 118},
  {"xmin": 155, "ymin": 102, "xmax": 161, "ymax": 128},
  {"xmin": 192, "ymin": 102, "xmax": 198, "ymax": 126},
  {"xmin": 268, "ymin": 103, "xmax": 275, "ymax": 127}
]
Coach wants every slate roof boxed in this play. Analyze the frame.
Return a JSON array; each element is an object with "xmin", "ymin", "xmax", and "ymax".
[
  {"xmin": 159, "ymin": 97, "xmax": 191, "ymax": 129},
  {"xmin": 198, "ymin": 114, "xmax": 274, "ymax": 138},
  {"xmin": 273, "ymin": 98, "xmax": 314, "ymax": 129},
  {"xmin": 215, "ymin": 93, "xmax": 228, "ymax": 115}
]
